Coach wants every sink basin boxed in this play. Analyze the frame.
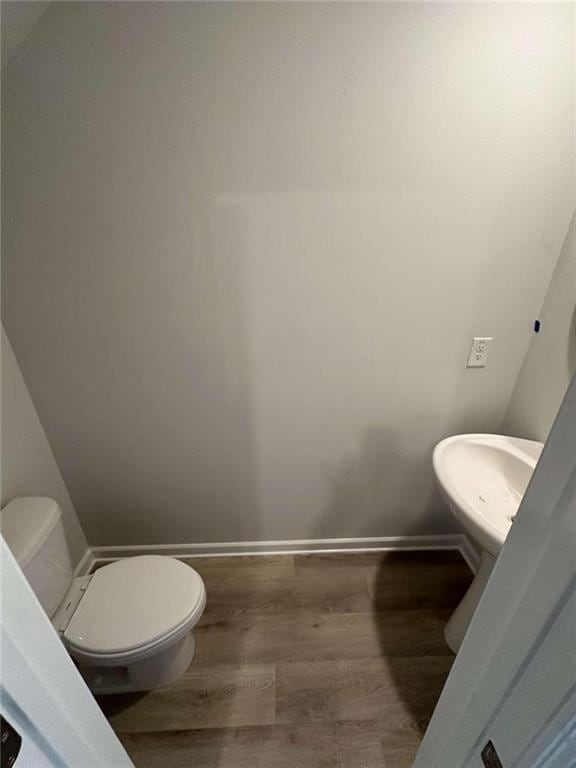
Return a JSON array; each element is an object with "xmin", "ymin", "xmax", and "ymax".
[
  {"xmin": 433, "ymin": 433, "xmax": 544, "ymax": 652},
  {"xmin": 433, "ymin": 434, "xmax": 543, "ymax": 556}
]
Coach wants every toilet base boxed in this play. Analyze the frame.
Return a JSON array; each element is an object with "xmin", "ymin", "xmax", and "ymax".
[
  {"xmin": 79, "ymin": 631, "xmax": 196, "ymax": 695},
  {"xmin": 444, "ymin": 550, "xmax": 496, "ymax": 653}
]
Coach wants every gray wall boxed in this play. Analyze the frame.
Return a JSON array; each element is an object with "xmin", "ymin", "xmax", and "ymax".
[
  {"xmin": 2, "ymin": 329, "xmax": 88, "ymax": 565},
  {"xmin": 504, "ymin": 213, "xmax": 576, "ymax": 442},
  {"xmin": 0, "ymin": 1, "xmax": 49, "ymax": 68},
  {"xmin": 2, "ymin": 2, "xmax": 574, "ymax": 546}
]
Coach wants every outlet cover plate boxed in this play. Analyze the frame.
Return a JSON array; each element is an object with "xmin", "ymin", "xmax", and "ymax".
[{"xmin": 467, "ymin": 337, "xmax": 493, "ymax": 368}]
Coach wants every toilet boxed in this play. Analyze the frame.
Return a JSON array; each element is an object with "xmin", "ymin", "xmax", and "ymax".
[{"xmin": 0, "ymin": 497, "xmax": 206, "ymax": 695}]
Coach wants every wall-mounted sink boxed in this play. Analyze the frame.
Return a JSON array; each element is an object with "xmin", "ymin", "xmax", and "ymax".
[{"xmin": 433, "ymin": 433, "xmax": 544, "ymax": 652}]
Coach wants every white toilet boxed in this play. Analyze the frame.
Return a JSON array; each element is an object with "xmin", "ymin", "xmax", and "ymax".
[{"xmin": 1, "ymin": 497, "xmax": 206, "ymax": 695}]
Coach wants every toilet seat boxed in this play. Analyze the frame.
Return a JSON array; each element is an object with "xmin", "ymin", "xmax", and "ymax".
[{"xmin": 64, "ymin": 556, "xmax": 205, "ymax": 660}]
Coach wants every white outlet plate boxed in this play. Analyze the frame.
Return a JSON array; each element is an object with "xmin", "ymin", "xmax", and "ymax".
[{"xmin": 467, "ymin": 337, "xmax": 493, "ymax": 368}]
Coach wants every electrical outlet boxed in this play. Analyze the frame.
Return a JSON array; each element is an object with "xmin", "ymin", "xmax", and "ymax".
[{"xmin": 467, "ymin": 337, "xmax": 493, "ymax": 368}]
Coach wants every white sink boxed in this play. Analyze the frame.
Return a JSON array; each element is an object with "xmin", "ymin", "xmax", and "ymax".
[
  {"xmin": 433, "ymin": 434, "xmax": 543, "ymax": 557},
  {"xmin": 433, "ymin": 433, "xmax": 544, "ymax": 652}
]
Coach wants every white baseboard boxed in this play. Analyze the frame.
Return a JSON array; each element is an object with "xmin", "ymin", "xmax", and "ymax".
[
  {"xmin": 89, "ymin": 534, "xmax": 477, "ymax": 571},
  {"xmin": 74, "ymin": 546, "xmax": 96, "ymax": 577},
  {"xmin": 458, "ymin": 536, "xmax": 481, "ymax": 573}
]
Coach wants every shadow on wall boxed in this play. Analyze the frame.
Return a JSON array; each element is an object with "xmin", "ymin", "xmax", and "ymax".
[
  {"xmin": 564, "ymin": 211, "xmax": 576, "ymax": 381},
  {"xmin": 314, "ymin": 425, "xmax": 453, "ymax": 542},
  {"xmin": 568, "ymin": 305, "xmax": 576, "ymax": 379},
  {"xmin": 103, "ymin": 199, "xmax": 262, "ymax": 768},
  {"xmin": 5, "ymin": 198, "xmax": 265, "ymax": 549}
]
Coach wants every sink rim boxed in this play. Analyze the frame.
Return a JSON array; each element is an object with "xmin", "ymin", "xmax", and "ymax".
[{"xmin": 433, "ymin": 433, "xmax": 544, "ymax": 556}]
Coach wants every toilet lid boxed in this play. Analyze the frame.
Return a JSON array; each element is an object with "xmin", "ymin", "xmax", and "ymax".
[{"xmin": 64, "ymin": 556, "xmax": 205, "ymax": 655}]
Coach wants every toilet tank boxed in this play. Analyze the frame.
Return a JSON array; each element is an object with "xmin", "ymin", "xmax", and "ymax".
[{"xmin": 1, "ymin": 497, "xmax": 74, "ymax": 617}]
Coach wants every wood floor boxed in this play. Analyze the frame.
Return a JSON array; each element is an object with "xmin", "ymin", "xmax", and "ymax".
[{"xmin": 98, "ymin": 551, "xmax": 473, "ymax": 767}]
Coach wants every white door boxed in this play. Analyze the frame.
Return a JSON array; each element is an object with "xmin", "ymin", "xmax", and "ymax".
[
  {"xmin": 414, "ymin": 376, "xmax": 576, "ymax": 767},
  {"xmin": 0, "ymin": 539, "xmax": 133, "ymax": 768}
]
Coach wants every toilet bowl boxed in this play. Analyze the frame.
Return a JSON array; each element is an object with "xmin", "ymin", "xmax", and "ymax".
[
  {"xmin": 1, "ymin": 498, "xmax": 206, "ymax": 695},
  {"xmin": 56, "ymin": 555, "xmax": 206, "ymax": 694}
]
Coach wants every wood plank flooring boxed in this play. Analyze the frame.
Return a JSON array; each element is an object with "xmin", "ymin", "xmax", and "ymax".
[{"xmin": 98, "ymin": 551, "xmax": 472, "ymax": 767}]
